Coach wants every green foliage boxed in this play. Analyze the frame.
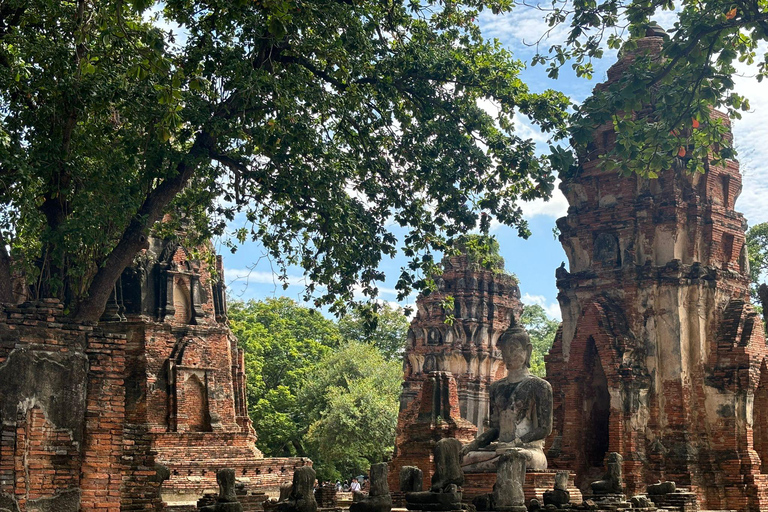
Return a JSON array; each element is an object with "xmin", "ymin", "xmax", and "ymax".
[
  {"xmin": 0, "ymin": 0, "xmax": 570, "ymax": 319},
  {"xmin": 537, "ymin": 0, "xmax": 768, "ymax": 179},
  {"xmin": 338, "ymin": 303, "xmax": 410, "ymax": 362},
  {"xmin": 228, "ymin": 298, "xmax": 342, "ymax": 456},
  {"xmin": 747, "ymin": 222, "xmax": 768, "ymax": 289},
  {"xmin": 519, "ymin": 304, "xmax": 559, "ymax": 377},
  {"xmin": 455, "ymin": 234, "xmax": 508, "ymax": 273},
  {"xmin": 229, "ymin": 298, "xmax": 402, "ymax": 480},
  {"xmin": 300, "ymin": 342, "xmax": 402, "ymax": 481}
]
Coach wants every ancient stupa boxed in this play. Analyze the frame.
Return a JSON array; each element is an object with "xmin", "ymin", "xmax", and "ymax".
[
  {"xmin": 389, "ymin": 238, "xmax": 523, "ymax": 489},
  {"xmin": 545, "ymin": 29, "xmax": 768, "ymax": 511}
]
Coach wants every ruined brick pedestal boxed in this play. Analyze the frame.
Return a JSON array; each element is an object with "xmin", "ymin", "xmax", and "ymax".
[
  {"xmin": 647, "ymin": 489, "xmax": 699, "ymax": 512},
  {"xmin": 109, "ymin": 238, "xmax": 309, "ymax": 507},
  {"xmin": 544, "ymin": 33, "xmax": 768, "ymax": 512},
  {"xmin": 462, "ymin": 471, "xmax": 582, "ymax": 505}
]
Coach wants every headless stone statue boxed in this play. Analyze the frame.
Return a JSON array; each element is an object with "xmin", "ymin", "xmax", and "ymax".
[
  {"xmin": 542, "ymin": 470, "xmax": 570, "ymax": 508},
  {"xmin": 492, "ymin": 450, "xmax": 527, "ymax": 512},
  {"xmin": 200, "ymin": 468, "xmax": 243, "ymax": 512},
  {"xmin": 349, "ymin": 463, "xmax": 392, "ymax": 512},
  {"xmin": 405, "ymin": 438, "xmax": 464, "ymax": 511},
  {"xmin": 472, "ymin": 450, "xmax": 527, "ymax": 512},
  {"xmin": 461, "ymin": 326, "xmax": 553, "ymax": 472},
  {"xmin": 400, "ymin": 467, "xmax": 423, "ymax": 492},
  {"xmin": 277, "ymin": 467, "xmax": 317, "ymax": 512},
  {"xmin": 591, "ymin": 452, "xmax": 623, "ymax": 495}
]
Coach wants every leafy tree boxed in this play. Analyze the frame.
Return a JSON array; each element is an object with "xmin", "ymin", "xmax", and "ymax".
[
  {"xmin": 338, "ymin": 303, "xmax": 410, "ymax": 362},
  {"xmin": 228, "ymin": 297, "xmax": 342, "ymax": 456},
  {"xmin": 537, "ymin": 1, "xmax": 768, "ymax": 179},
  {"xmin": 455, "ymin": 234, "xmax": 510, "ymax": 274},
  {"xmin": 747, "ymin": 223, "xmax": 768, "ymax": 288},
  {"xmin": 519, "ymin": 304, "xmax": 559, "ymax": 377},
  {"xmin": 0, "ymin": 0, "xmax": 570, "ymax": 321},
  {"xmin": 746, "ymin": 223, "xmax": 768, "ymax": 321},
  {"xmin": 299, "ymin": 342, "xmax": 402, "ymax": 481}
]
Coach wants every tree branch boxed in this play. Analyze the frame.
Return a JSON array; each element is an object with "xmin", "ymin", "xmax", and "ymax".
[
  {"xmin": 73, "ymin": 132, "xmax": 213, "ymax": 322},
  {"xmin": 274, "ymin": 54, "xmax": 378, "ymax": 91},
  {"xmin": 649, "ymin": 13, "xmax": 768, "ymax": 87}
]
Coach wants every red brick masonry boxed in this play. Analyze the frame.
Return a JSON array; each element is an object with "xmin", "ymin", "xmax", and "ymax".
[
  {"xmin": 545, "ymin": 34, "xmax": 768, "ymax": 511},
  {"xmin": 0, "ymin": 240, "xmax": 306, "ymax": 512}
]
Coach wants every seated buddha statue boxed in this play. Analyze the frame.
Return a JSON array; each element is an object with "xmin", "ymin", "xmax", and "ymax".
[{"xmin": 460, "ymin": 325, "xmax": 553, "ymax": 472}]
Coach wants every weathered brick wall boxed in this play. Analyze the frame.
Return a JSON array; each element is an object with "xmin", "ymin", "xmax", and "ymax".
[
  {"xmin": 82, "ymin": 329, "xmax": 133, "ymax": 512},
  {"xmin": 0, "ymin": 301, "xmax": 143, "ymax": 512},
  {"xmin": 0, "ymin": 301, "xmax": 89, "ymax": 511},
  {"xmin": 388, "ymin": 372, "xmax": 477, "ymax": 491},
  {"xmin": 545, "ymin": 32, "xmax": 768, "ymax": 511},
  {"xmin": 0, "ymin": 239, "xmax": 307, "ymax": 511}
]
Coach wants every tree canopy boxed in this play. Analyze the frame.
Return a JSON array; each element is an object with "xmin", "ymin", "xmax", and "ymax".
[
  {"xmin": 338, "ymin": 303, "xmax": 410, "ymax": 362},
  {"xmin": 300, "ymin": 342, "xmax": 402, "ymax": 481},
  {"xmin": 519, "ymin": 303, "xmax": 559, "ymax": 376},
  {"xmin": 228, "ymin": 297, "xmax": 402, "ymax": 480},
  {"xmin": 2, "ymin": 0, "xmax": 765, "ymax": 321},
  {"xmin": 228, "ymin": 297, "xmax": 342, "ymax": 456},
  {"xmin": 746, "ymin": 222, "xmax": 768, "ymax": 321},
  {"xmin": 747, "ymin": 223, "xmax": 768, "ymax": 289},
  {"xmin": 0, "ymin": 0, "xmax": 570, "ymax": 320},
  {"xmin": 539, "ymin": 0, "xmax": 768, "ymax": 178}
]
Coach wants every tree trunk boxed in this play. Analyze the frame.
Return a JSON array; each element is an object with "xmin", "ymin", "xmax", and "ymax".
[
  {"xmin": 0, "ymin": 239, "xmax": 15, "ymax": 303},
  {"xmin": 759, "ymin": 284, "xmax": 768, "ymax": 328},
  {"xmin": 72, "ymin": 134, "xmax": 211, "ymax": 322}
]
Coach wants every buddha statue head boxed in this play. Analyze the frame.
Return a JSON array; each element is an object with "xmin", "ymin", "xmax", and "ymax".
[{"xmin": 497, "ymin": 325, "xmax": 533, "ymax": 372}]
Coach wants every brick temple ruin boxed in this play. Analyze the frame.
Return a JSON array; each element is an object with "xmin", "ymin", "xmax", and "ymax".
[
  {"xmin": 390, "ymin": 31, "xmax": 768, "ymax": 512},
  {"xmin": 3, "ymin": 28, "xmax": 768, "ymax": 512},
  {"xmin": 0, "ymin": 238, "xmax": 307, "ymax": 511},
  {"xmin": 545, "ymin": 33, "xmax": 768, "ymax": 511},
  {"xmin": 389, "ymin": 252, "xmax": 522, "ymax": 489}
]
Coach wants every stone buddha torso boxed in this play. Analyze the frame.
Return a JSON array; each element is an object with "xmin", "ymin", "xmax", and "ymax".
[{"xmin": 461, "ymin": 374, "xmax": 552, "ymax": 472}]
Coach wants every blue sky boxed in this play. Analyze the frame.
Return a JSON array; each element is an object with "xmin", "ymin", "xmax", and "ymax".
[{"xmin": 215, "ymin": 7, "xmax": 768, "ymax": 321}]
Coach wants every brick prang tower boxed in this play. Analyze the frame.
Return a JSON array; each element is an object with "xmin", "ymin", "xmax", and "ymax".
[
  {"xmin": 108, "ymin": 236, "xmax": 310, "ymax": 507},
  {"xmin": 545, "ymin": 32, "xmax": 768, "ymax": 511},
  {"xmin": 389, "ymin": 252, "xmax": 523, "ymax": 488}
]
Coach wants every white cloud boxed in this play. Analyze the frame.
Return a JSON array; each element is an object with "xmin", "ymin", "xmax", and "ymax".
[
  {"xmin": 521, "ymin": 179, "xmax": 569, "ymax": 219},
  {"xmin": 521, "ymin": 292, "xmax": 562, "ymax": 320},
  {"xmin": 478, "ymin": 5, "xmax": 571, "ymax": 52},
  {"xmin": 224, "ymin": 267, "xmax": 401, "ymax": 302},
  {"xmin": 224, "ymin": 268, "xmax": 308, "ymax": 288},
  {"xmin": 732, "ymin": 42, "xmax": 768, "ymax": 227}
]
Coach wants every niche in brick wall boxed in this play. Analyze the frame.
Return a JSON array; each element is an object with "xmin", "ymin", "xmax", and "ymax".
[
  {"xmin": 174, "ymin": 276, "xmax": 192, "ymax": 324},
  {"xmin": 183, "ymin": 373, "xmax": 212, "ymax": 432},
  {"xmin": 167, "ymin": 338, "xmax": 215, "ymax": 433},
  {"xmin": 594, "ymin": 233, "xmax": 621, "ymax": 268},
  {"xmin": 723, "ymin": 234, "xmax": 735, "ymax": 267},
  {"xmin": 583, "ymin": 336, "xmax": 610, "ymax": 468},
  {"xmin": 754, "ymin": 361, "xmax": 768, "ymax": 473}
]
